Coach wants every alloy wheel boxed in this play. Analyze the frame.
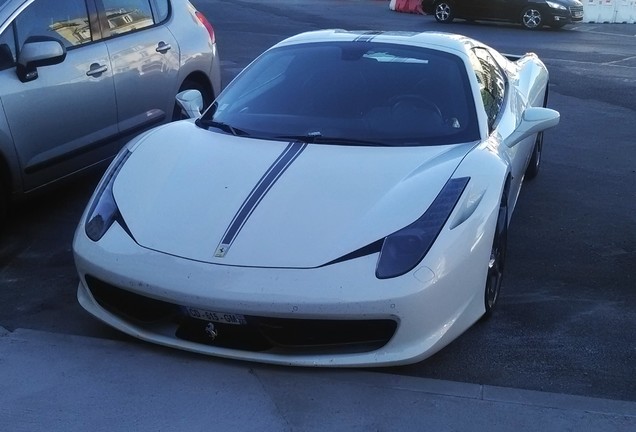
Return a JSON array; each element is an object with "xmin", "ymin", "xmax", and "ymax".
[
  {"xmin": 435, "ymin": 3, "xmax": 453, "ymax": 22},
  {"xmin": 522, "ymin": 8, "xmax": 542, "ymax": 29}
]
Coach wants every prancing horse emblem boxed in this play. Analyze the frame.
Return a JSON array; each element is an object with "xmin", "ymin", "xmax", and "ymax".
[{"xmin": 205, "ymin": 322, "xmax": 218, "ymax": 340}]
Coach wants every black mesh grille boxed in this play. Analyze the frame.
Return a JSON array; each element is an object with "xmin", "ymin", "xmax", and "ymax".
[
  {"xmin": 85, "ymin": 275, "xmax": 397, "ymax": 354},
  {"xmin": 569, "ymin": 6, "xmax": 584, "ymax": 15}
]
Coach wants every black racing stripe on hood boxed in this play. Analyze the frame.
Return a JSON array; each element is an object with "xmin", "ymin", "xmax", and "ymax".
[
  {"xmin": 353, "ymin": 31, "xmax": 383, "ymax": 42},
  {"xmin": 214, "ymin": 141, "xmax": 308, "ymax": 258},
  {"xmin": 321, "ymin": 239, "xmax": 385, "ymax": 267}
]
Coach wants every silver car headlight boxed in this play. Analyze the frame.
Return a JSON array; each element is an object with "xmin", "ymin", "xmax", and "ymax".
[
  {"xmin": 375, "ymin": 177, "xmax": 470, "ymax": 279},
  {"xmin": 546, "ymin": 1, "xmax": 567, "ymax": 10},
  {"xmin": 85, "ymin": 150, "xmax": 132, "ymax": 241}
]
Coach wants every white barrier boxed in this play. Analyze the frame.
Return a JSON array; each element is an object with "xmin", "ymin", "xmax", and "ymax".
[
  {"xmin": 583, "ymin": 0, "xmax": 636, "ymax": 23},
  {"xmin": 614, "ymin": 0, "xmax": 636, "ymax": 23}
]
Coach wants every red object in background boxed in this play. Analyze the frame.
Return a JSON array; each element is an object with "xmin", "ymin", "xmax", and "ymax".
[{"xmin": 394, "ymin": 0, "xmax": 424, "ymax": 14}]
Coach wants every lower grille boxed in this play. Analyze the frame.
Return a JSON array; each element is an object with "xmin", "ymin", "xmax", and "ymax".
[
  {"xmin": 569, "ymin": 5, "xmax": 584, "ymax": 18},
  {"xmin": 85, "ymin": 275, "xmax": 397, "ymax": 354}
]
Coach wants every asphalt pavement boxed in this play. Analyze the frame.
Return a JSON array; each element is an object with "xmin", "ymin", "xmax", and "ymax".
[{"xmin": 1, "ymin": 326, "xmax": 635, "ymax": 431}]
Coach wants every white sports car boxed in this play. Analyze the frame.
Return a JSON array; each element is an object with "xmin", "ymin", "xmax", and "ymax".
[{"xmin": 73, "ymin": 30, "xmax": 559, "ymax": 366}]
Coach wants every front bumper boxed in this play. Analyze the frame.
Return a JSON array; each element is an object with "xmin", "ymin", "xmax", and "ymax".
[
  {"xmin": 73, "ymin": 203, "xmax": 495, "ymax": 366},
  {"xmin": 547, "ymin": 6, "xmax": 584, "ymax": 25}
]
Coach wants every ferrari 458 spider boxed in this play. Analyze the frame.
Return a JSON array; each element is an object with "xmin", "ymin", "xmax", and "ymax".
[{"xmin": 73, "ymin": 30, "xmax": 559, "ymax": 366}]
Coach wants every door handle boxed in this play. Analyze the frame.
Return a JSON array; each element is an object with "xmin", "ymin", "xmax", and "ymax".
[
  {"xmin": 86, "ymin": 63, "xmax": 108, "ymax": 77},
  {"xmin": 156, "ymin": 41, "xmax": 172, "ymax": 53}
]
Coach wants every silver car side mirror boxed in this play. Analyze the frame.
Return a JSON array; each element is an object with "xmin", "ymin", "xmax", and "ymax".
[
  {"xmin": 175, "ymin": 89, "xmax": 204, "ymax": 119},
  {"xmin": 505, "ymin": 107, "xmax": 560, "ymax": 148},
  {"xmin": 17, "ymin": 36, "xmax": 66, "ymax": 83}
]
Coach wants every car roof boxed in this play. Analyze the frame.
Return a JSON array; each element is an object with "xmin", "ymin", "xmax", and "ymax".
[{"xmin": 275, "ymin": 30, "xmax": 478, "ymax": 56}]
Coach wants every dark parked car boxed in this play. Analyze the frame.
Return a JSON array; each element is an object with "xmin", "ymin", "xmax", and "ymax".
[{"xmin": 422, "ymin": 0, "xmax": 584, "ymax": 30}]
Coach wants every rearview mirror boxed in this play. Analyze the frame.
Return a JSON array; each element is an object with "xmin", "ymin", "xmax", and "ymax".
[
  {"xmin": 175, "ymin": 89, "xmax": 203, "ymax": 119},
  {"xmin": 505, "ymin": 107, "xmax": 560, "ymax": 148},
  {"xmin": 17, "ymin": 36, "xmax": 66, "ymax": 83}
]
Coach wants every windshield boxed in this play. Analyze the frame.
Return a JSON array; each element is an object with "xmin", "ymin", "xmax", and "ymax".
[{"xmin": 203, "ymin": 41, "xmax": 480, "ymax": 146}]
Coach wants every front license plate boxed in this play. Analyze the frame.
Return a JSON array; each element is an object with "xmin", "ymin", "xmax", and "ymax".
[
  {"xmin": 186, "ymin": 307, "xmax": 247, "ymax": 325},
  {"xmin": 573, "ymin": 11, "xmax": 582, "ymax": 18}
]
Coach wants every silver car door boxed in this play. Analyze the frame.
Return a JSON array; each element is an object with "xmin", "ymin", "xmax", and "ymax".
[
  {"xmin": 99, "ymin": 0, "xmax": 179, "ymax": 136},
  {"xmin": 0, "ymin": 0, "xmax": 117, "ymax": 192}
]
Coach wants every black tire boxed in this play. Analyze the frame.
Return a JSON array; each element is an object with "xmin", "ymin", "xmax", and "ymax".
[
  {"xmin": 172, "ymin": 79, "xmax": 213, "ymax": 121},
  {"xmin": 483, "ymin": 193, "xmax": 508, "ymax": 319},
  {"xmin": 433, "ymin": 1, "xmax": 455, "ymax": 23},
  {"xmin": 520, "ymin": 7, "xmax": 543, "ymax": 30},
  {"xmin": 525, "ymin": 131, "xmax": 543, "ymax": 180},
  {"xmin": 0, "ymin": 178, "xmax": 7, "ymax": 231},
  {"xmin": 525, "ymin": 85, "xmax": 549, "ymax": 180}
]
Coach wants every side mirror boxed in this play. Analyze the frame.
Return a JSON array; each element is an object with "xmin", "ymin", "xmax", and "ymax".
[
  {"xmin": 504, "ymin": 107, "xmax": 560, "ymax": 148},
  {"xmin": 175, "ymin": 89, "xmax": 203, "ymax": 119},
  {"xmin": 16, "ymin": 36, "xmax": 66, "ymax": 83}
]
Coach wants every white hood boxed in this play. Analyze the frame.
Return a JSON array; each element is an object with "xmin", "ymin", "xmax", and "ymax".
[{"xmin": 113, "ymin": 122, "xmax": 472, "ymax": 267}]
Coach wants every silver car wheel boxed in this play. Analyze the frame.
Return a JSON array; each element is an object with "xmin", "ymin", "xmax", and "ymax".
[
  {"xmin": 434, "ymin": 2, "xmax": 453, "ymax": 23},
  {"xmin": 521, "ymin": 8, "xmax": 543, "ymax": 29}
]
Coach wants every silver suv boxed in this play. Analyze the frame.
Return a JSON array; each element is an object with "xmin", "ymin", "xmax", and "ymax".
[{"xmin": 0, "ymin": 0, "xmax": 221, "ymax": 222}]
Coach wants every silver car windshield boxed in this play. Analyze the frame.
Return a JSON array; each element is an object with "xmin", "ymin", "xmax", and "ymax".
[{"xmin": 205, "ymin": 41, "xmax": 480, "ymax": 146}]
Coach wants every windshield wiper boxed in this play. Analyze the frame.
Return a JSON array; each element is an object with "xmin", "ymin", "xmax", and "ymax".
[
  {"xmin": 196, "ymin": 119, "xmax": 248, "ymax": 136},
  {"xmin": 276, "ymin": 134, "xmax": 389, "ymax": 147}
]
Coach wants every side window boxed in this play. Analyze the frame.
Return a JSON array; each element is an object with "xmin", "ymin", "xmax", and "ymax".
[
  {"xmin": 101, "ymin": 0, "xmax": 154, "ymax": 36},
  {"xmin": 15, "ymin": 0, "xmax": 92, "ymax": 49},
  {"xmin": 151, "ymin": 0, "xmax": 170, "ymax": 23},
  {"xmin": 0, "ymin": 24, "xmax": 17, "ymax": 70},
  {"xmin": 469, "ymin": 48, "xmax": 506, "ymax": 132}
]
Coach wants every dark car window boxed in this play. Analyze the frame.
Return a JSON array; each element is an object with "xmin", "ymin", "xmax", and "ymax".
[
  {"xmin": 151, "ymin": 0, "xmax": 170, "ymax": 23},
  {"xmin": 468, "ymin": 47, "xmax": 506, "ymax": 132},
  {"xmin": 208, "ymin": 41, "xmax": 480, "ymax": 147},
  {"xmin": 101, "ymin": 0, "xmax": 154, "ymax": 36},
  {"xmin": 15, "ymin": 0, "xmax": 92, "ymax": 48},
  {"xmin": 0, "ymin": 23, "xmax": 17, "ymax": 70}
]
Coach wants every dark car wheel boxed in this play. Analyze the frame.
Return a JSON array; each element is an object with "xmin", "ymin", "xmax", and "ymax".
[
  {"xmin": 0, "ymin": 178, "xmax": 7, "ymax": 230},
  {"xmin": 526, "ymin": 85, "xmax": 549, "ymax": 180},
  {"xmin": 483, "ymin": 193, "xmax": 508, "ymax": 319},
  {"xmin": 172, "ymin": 79, "xmax": 213, "ymax": 121},
  {"xmin": 521, "ymin": 7, "xmax": 544, "ymax": 29},
  {"xmin": 525, "ymin": 131, "xmax": 543, "ymax": 180},
  {"xmin": 434, "ymin": 1, "xmax": 455, "ymax": 23}
]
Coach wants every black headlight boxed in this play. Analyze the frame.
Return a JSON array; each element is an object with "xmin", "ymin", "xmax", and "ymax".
[
  {"xmin": 375, "ymin": 177, "xmax": 470, "ymax": 279},
  {"xmin": 85, "ymin": 150, "xmax": 132, "ymax": 242}
]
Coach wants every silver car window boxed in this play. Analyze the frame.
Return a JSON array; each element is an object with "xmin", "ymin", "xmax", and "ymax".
[
  {"xmin": 101, "ymin": 0, "xmax": 154, "ymax": 36},
  {"xmin": 0, "ymin": 23, "xmax": 16, "ymax": 70},
  {"xmin": 15, "ymin": 0, "xmax": 92, "ymax": 48},
  {"xmin": 150, "ymin": 0, "xmax": 170, "ymax": 23}
]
